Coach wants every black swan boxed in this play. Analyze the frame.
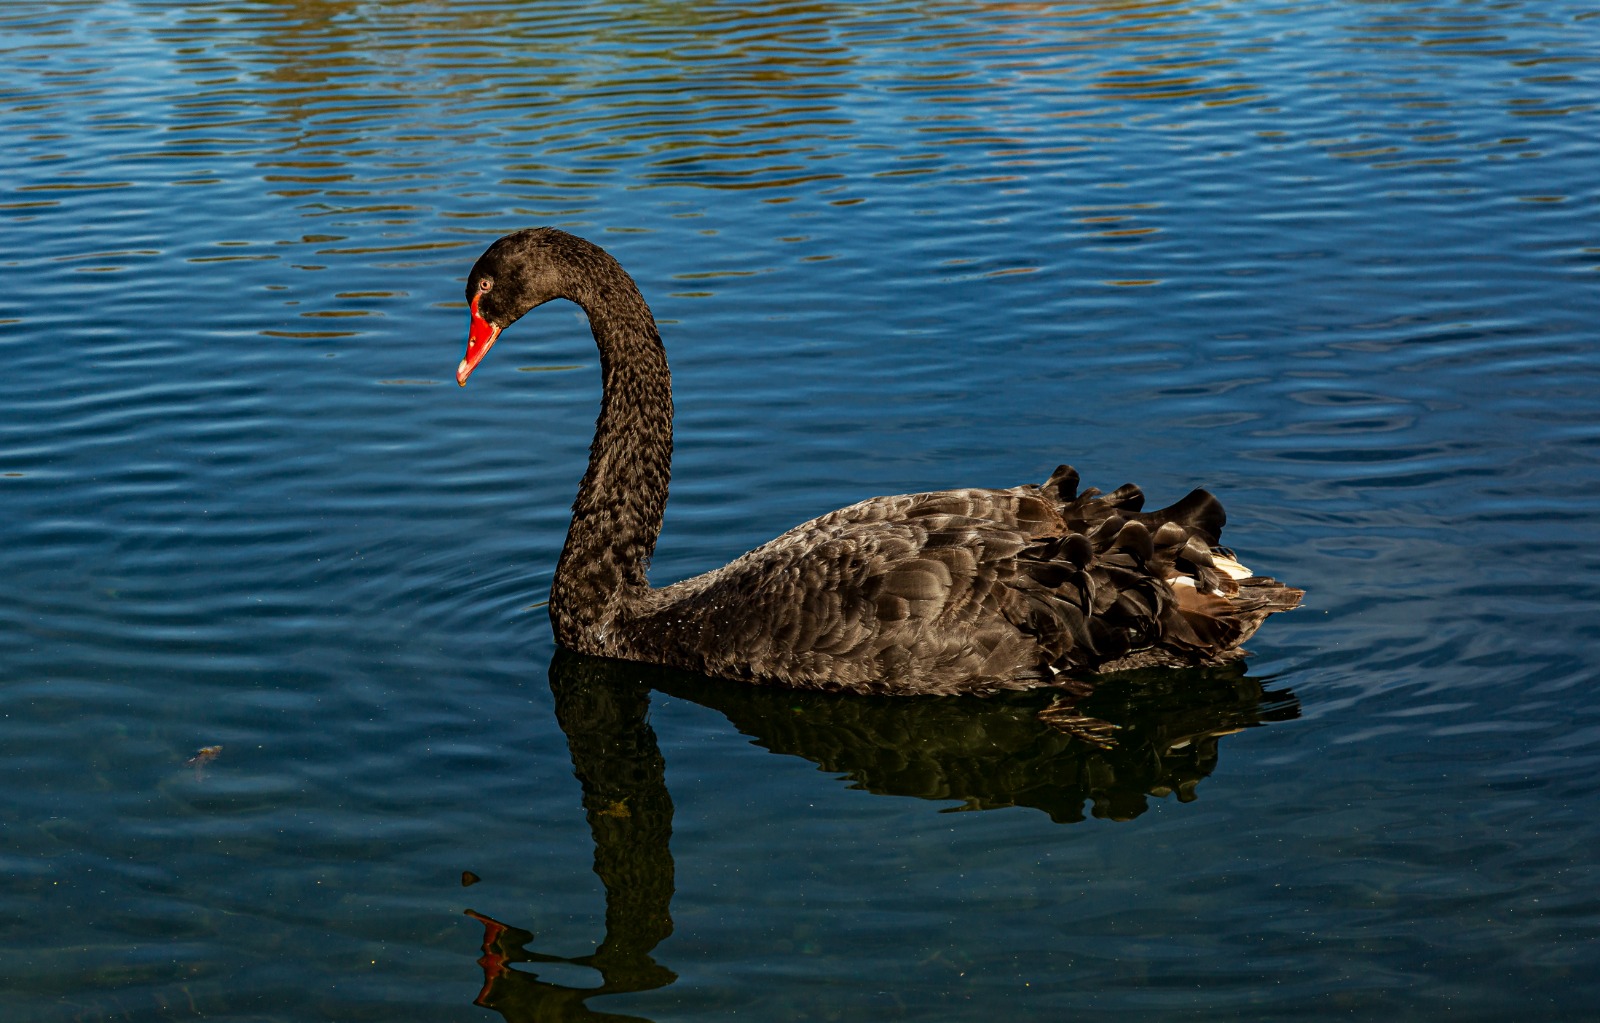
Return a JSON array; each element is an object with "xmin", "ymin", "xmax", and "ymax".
[{"xmin": 454, "ymin": 228, "xmax": 1302, "ymax": 698}]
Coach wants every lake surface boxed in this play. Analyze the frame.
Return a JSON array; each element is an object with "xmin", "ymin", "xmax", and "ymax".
[{"xmin": 4, "ymin": 0, "xmax": 1598, "ymax": 1019}]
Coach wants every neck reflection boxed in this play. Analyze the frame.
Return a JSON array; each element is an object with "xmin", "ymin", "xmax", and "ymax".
[{"xmin": 468, "ymin": 653, "xmax": 676, "ymax": 1022}]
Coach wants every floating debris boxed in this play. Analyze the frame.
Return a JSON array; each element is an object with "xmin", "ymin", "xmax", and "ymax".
[
  {"xmin": 185, "ymin": 745, "xmax": 223, "ymax": 767},
  {"xmin": 462, "ymin": 870, "xmax": 481, "ymax": 887}
]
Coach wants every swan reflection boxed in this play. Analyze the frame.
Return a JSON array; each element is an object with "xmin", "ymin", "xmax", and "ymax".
[{"xmin": 466, "ymin": 650, "xmax": 1297, "ymax": 1021}]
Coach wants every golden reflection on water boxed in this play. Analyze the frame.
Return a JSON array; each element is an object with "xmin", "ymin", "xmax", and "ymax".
[
  {"xmin": 4, "ymin": 0, "xmax": 1585, "ymax": 238},
  {"xmin": 2, "ymin": 0, "xmax": 1587, "ymax": 370}
]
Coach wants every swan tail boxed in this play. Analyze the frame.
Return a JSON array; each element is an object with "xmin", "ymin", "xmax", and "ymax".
[{"xmin": 1017, "ymin": 465, "xmax": 1301, "ymax": 674}]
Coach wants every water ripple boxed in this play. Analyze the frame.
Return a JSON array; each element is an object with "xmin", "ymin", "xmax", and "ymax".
[{"xmin": 3, "ymin": 0, "xmax": 1600, "ymax": 1018}]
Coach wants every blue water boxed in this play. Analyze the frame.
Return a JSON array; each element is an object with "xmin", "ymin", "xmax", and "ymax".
[{"xmin": 3, "ymin": 1, "xmax": 1598, "ymax": 1019}]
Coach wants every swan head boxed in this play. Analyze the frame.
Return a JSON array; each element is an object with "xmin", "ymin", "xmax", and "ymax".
[{"xmin": 456, "ymin": 227, "xmax": 576, "ymax": 386}]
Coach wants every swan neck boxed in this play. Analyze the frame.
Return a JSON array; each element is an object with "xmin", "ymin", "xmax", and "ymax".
[{"xmin": 551, "ymin": 270, "xmax": 672, "ymax": 646}]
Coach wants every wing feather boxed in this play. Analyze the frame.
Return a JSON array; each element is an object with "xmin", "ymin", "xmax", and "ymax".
[{"xmin": 627, "ymin": 464, "xmax": 1301, "ymax": 694}]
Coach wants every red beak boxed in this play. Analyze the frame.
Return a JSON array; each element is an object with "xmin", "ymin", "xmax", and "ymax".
[{"xmin": 457, "ymin": 293, "xmax": 501, "ymax": 386}]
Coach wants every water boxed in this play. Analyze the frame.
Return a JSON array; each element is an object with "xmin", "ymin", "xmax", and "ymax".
[{"xmin": 3, "ymin": 0, "xmax": 1598, "ymax": 1019}]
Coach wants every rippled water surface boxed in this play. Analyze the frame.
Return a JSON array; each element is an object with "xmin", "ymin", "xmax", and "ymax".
[{"xmin": 4, "ymin": 0, "xmax": 1599, "ymax": 1019}]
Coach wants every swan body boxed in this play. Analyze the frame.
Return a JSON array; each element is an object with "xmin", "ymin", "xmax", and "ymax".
[{"xmin": 455, "ymin": 228, "xmax": 1302, "ymax": 697}]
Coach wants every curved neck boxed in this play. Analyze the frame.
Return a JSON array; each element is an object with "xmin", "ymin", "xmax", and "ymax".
[{"xmin": 550, "ymin": 263, "xmax": 673, "ymax": 647}]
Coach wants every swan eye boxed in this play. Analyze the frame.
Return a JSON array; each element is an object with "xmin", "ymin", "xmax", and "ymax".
[{"xmin": 477, "ymin": 277, "xmax": 494, "ymax": 294}]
